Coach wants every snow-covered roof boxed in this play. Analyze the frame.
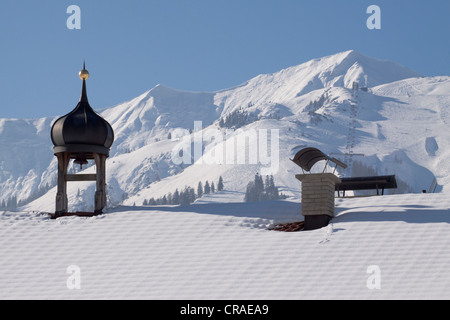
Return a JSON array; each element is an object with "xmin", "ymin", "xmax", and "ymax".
[{"xmin": 1, "ymin": 192, "xmax": 449, "ymax": 299}]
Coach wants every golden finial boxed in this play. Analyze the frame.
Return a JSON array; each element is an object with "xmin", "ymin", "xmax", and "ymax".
[{"xmin": 79, "ymin": 61, "xmax": 89, "ymax": 80}]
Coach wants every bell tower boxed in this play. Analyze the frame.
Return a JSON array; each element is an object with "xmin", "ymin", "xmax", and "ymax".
[{"xmin": 50, "ymin": 63, "xmax": 114, "ymax": 218}]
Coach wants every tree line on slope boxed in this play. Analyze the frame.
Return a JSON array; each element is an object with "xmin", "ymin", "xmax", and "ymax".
[
  {"xmin": 142, "ymin": 176, "xmax": 224, "ymax": 206},
  {"xmin": 0, "ymin": 181, "xmax": 54, "ymax": 210},
  {"xmin": 217, "ymin": 106, "xmax": 282, "ymax": 130},
  {"xmin": 244, "ymin": 173, "xmax": 287, "ymax": 202},
  {"xmin": 218, "ymin": 108, "xmax": 257, "ymax": 129}
]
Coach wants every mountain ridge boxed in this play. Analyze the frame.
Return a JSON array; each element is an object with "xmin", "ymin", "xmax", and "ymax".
[{"xmin": 0, "ymin": 50, "xmax": 447, "ymax": 212}]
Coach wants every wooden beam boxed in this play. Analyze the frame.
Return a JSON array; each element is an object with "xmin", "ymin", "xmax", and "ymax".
[
  {"xmin": 65, "ymin": 174, "xmax": 97, "ymax": 182},
  {"xmin": 338, "ymin": 179, "xmax": 388, "ymax": 186},
  {"xmin": 56, "ymin": 153, "xmax": 69, "ymax": 213}
]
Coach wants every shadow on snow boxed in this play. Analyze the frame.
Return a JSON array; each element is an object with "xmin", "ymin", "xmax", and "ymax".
[
  {"xmin": 109, "ymin": 199, "xmax": 302, "ymax": 220},
  {"xmin": 108, "ymin": 197, "xmax": 450, "ymax": 225},
  {"xmin": 334, "ymin": 204, "xmax": 450, "ymax": 225}
]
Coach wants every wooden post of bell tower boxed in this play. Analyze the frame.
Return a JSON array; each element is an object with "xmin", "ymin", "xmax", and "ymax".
[
  {"xmin": 55, "ymin": 153, "xmax": 69, "ymax": 214},
  {"xmin": 94, "ymin": 153, "xmax": 107, "ymax": 213}
]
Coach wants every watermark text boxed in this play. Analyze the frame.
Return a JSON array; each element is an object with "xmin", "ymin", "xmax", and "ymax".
[{"xmin": 170, "ymin": 121, "xmax": 279, "ymax": 175}]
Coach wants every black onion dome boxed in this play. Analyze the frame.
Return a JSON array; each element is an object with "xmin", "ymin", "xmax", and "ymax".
[{"xmin": 51, "ymin": 67, "xmax": 114, "ymax": 156}]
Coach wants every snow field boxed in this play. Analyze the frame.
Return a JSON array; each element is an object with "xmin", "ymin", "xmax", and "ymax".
[{"xmin": 1, "ymin": 192, "xmax": 449, "ymax": 299}]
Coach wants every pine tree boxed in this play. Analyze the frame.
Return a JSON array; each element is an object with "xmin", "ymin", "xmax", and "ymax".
[
  {"xmin": 265, "ymin": 175, "xmax": 279, "ymax": 200},
  {"xmin": 254, "ymin": 173, "xmax": 264, "ymax": 195},
  {"xmin": 204, "ymin": 181, "xmax": 210, "ymax": 194},
  {"xmin": 265, "ymin": 175, "xmax": 270, "ymax": 191},
  {"xmin": 211, "ymin": 182, "xmax": 215, "ymax": 193},
  {"xmin": 197, "ymin": 181, "xmax": 203, "ymax": 198},
  {"xmin": 245, "ymin": 181, "xmax": 257, "ymax": 202},
  {"xmin": 271, "ymin": 175, "xmax": 280, "ymax": 200},
  {"xmin": 217, "ymin": 176, "xmax": 224, "ymax": 191},
  {"xmin": 189, "ymin": 187, "xmax": 196, "ymax": 203},
  {"xmin": 180, "ymin": 188, "xmax": 189, "ymax": 205},
  {"xmin": 173, "ymin": 189, "xmax": 180, "ymax": 204}
]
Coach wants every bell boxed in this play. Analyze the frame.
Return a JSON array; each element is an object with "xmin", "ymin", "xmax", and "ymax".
[{"xmin": 74, "ymin": 153, "xmax": 88, "ymax": 169}]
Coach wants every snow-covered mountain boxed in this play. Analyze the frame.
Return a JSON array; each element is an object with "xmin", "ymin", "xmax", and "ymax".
[{"xmin": 1, "ymin": 50, "xmax": 449, "ymax": 212}]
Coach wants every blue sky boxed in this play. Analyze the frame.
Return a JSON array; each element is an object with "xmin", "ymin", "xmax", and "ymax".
[{"xmin": 0, "ymin": 0, "xmax": 448, "ymax": 119}]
